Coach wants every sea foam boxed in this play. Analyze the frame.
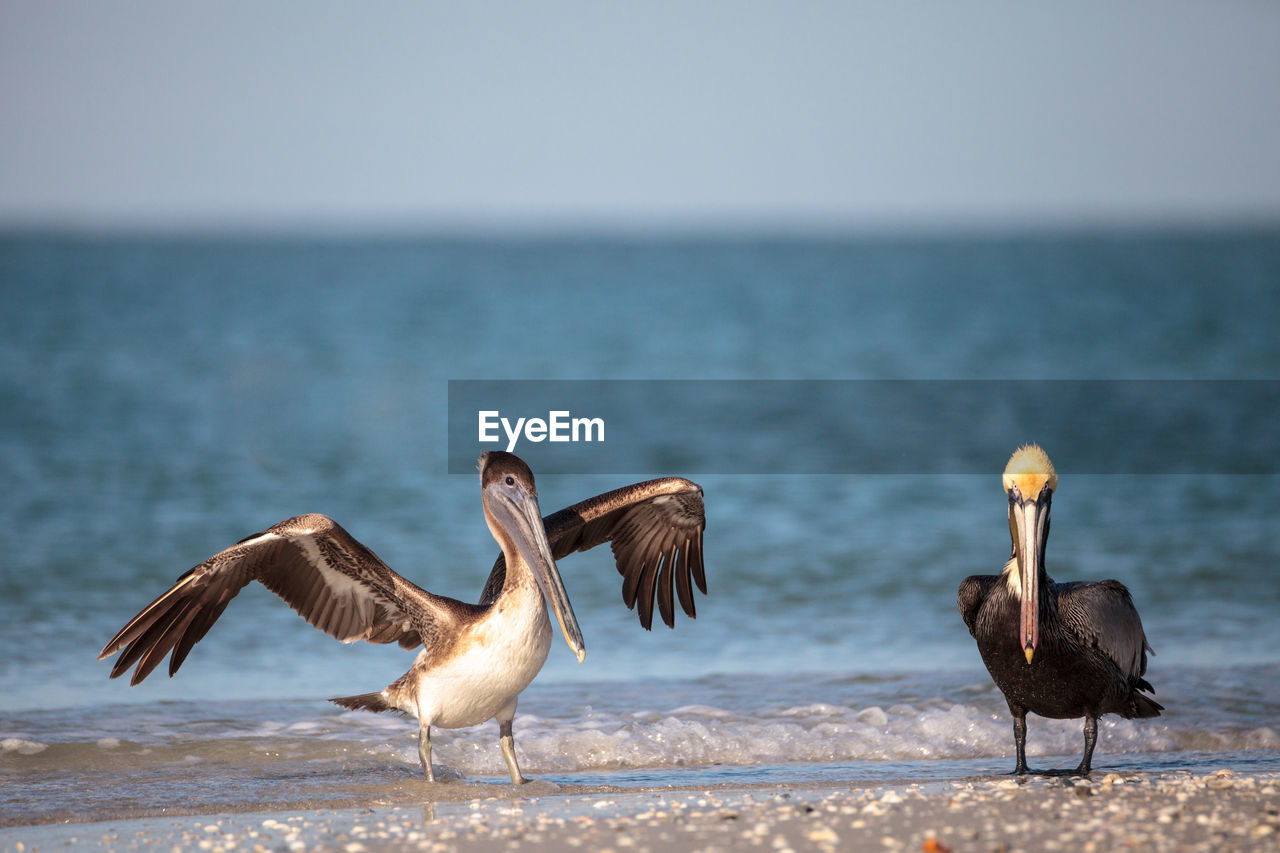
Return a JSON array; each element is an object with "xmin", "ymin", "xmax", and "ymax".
[
  {"xmin": 1, "ymin": 737, "xmax": 49, "ymax": 755},
  {"xmin": 335, "ymin": 698, "xmax": 1187, "ymax": 777}
]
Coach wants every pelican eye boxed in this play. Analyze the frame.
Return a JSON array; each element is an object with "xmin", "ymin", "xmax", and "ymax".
[{"xmin": 505, "ymin": 475, "xmax": 515, "ymax": 486}]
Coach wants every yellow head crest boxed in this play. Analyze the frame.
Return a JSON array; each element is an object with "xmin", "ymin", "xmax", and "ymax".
[{"xmin": 1002, "ymin": 444, "xmax": 1057, "ymax": 498}]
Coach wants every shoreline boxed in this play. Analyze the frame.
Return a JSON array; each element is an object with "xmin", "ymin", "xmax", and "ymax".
[{"xmin": 4, "ymin": 768, "xmax": 1276, "ymax": 852}]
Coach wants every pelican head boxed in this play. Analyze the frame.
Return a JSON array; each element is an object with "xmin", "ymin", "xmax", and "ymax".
[
  {"xmin": 1002, "ymin": 444, "xmax": 1057, "ymax": 665},
  {"xmin": 479, "ymin": 452, "xmax": 586, "ymax": 663}
]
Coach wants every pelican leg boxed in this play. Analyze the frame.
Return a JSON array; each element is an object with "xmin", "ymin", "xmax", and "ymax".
[
  {"xmin": 418, "ymin": 723, "xmax": 436, "ymax": 782},
  {"xmin": 1010, "ymin": 708, "xmax": 1030, "ymax": 775},
  {"xmin": 1075, "ymin": 714, "xmax": 1098, "ymax": 776},
  {"xmin": 496, "ymin": 699, "xmax": 528, "ymax": 785},
  {"xmin": 499, "ymin": 719, "xmax": 528, "ymax": 784}
]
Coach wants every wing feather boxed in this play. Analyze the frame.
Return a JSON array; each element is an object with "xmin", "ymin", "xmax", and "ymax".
[
  {"xmin": 674, "ymin": 543, "xmax": 695, "ymax": 618},
  {"xmin": 624, "ymin": 519, "xmax": 670, "ymax": 629},
  {"xmin": 655, "ymin": 551, "xmax": 676, "ymax": 628},
  {"xmin": 620, "ymin": 545, "xmax": 645, "ymax": 610},
  {"xmin": 132, "ymin": 598, "xmax": 203, "ymax": 685},
  {"xmin": 168, "ymin": 598, "xmax": 228, "ymax": 676},
  {"xmin": 110, "ymin": 593, "xmax": 196, "ymax": 681},
  {"xmin": 100, "ymin": 514, "xmax": 446, "ymax": 684},
  {"xmin": 1056, "ymin": 579, "xmax": 1153, "ymax": 680},
  {"xmin": 957, "ymin": 575, "xmax": 999, "ymax": 637},
  {"xmin": 690, "ymin": 528, "xmax": 707, "ymax": 594}
]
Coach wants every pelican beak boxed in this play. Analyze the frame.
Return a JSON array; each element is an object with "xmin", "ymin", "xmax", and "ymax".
[
  {"xmin": 486, "ymin": 482, "xmax": 586, "ymax": 663},
  {"xmin": 1009, "ymin": 492, "xmax": 1050, "ymax": 664}
]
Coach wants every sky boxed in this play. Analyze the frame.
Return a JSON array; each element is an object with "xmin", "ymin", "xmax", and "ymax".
[{"xmin": 2, "ymin": 1, "xmax": 1279, "ymax": 233}]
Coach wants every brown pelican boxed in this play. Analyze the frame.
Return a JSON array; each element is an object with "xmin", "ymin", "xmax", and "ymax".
[
  {"xmin": 99, "ymin": 451, "xmax": 706, "ymax": 784},
  {"xmin": 957, "ymin": 444, "xmax": 1162, "ymax": 776}
]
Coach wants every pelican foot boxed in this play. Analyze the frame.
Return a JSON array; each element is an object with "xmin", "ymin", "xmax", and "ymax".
[{"xmin": 417, "ymin": 766, "xmax": 465, "ymax": 784}]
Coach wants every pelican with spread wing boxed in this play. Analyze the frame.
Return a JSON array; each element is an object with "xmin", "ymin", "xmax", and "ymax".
[
  {"xmin": 958, "ymin": 444, "xmax": 1161, "ymax": 776},
  {"xmin": 100, "ymin": 451, "xmax": 706, "ymax": 784}
]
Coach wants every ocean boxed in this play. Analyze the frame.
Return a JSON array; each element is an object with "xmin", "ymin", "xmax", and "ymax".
[{"xmin": 2, "ymin": 231, "xmax": 1278, "ymax": 826}]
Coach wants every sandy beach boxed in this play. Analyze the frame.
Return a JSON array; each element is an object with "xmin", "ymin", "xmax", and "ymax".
[{"xmin": 4, "ymin": 768, "xmax": 1276, "ymax": 852}]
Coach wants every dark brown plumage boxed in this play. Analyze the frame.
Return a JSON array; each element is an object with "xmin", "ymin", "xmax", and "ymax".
[{"xmin": 959, "ymin": 444, "xmax": 1161, "ymax": 776}]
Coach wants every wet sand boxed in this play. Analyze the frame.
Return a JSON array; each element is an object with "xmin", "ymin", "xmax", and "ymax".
[{"xmin": 4, "ymin": 768, "xmax": 1277, "ymax": 852}]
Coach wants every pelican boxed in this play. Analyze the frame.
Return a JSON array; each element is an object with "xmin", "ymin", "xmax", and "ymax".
[
  {"xmin": 957, "ymin": 444, "xmax": 1162, "ymax": 776},
  {"xmin": 99, "ymin": 451, "xmax": 706, "ymax": 784}
]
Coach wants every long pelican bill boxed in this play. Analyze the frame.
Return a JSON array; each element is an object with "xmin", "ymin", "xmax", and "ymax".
[
  {"xmin": 1009, "ymin": 493, "xmax": 1048, "ymax": 664},
  {"xmin": 485, "ymin": 480, "xmax": 587, "ymax": 663}
]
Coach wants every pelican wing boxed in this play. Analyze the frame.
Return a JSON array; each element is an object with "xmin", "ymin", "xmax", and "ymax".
[
  {"xmin": 1056, "ymin": 579, "xmax": 1154, "ymax": 681},
  {"xmin": 957, "ymin": 574, "xmax": 1001, "ymax": 637},
  {"xmin": 99, "ymin": 513, "xmax": 468, "ymax": 685},
  {"xmin": 482, "ymin": 477, "xmax": 707, "ymax": 629}
]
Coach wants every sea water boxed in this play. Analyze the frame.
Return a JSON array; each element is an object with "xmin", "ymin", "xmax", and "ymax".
[{"xmin": 2, "ymin": 232, "xmax": 1279, "ymax": 825}]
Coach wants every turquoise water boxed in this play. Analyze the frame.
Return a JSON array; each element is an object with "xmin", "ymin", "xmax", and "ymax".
[{"xmin": 2, "ymin": 232, "xmax": 1279, "ymax": 823}]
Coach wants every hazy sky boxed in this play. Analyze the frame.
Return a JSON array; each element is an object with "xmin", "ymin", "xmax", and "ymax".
[{"xmin": 3, "ymin": 1, "xmax": 1279, "ymax": 231}]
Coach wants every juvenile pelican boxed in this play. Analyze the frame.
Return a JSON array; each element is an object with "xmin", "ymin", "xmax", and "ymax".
[
  {"xmin": 99, "ymin": 451, "xmax": 706, "ymax": 784},
  {"xmin": 958, "ymin": 444, "xmax": 1162, "ymax": 776}
]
